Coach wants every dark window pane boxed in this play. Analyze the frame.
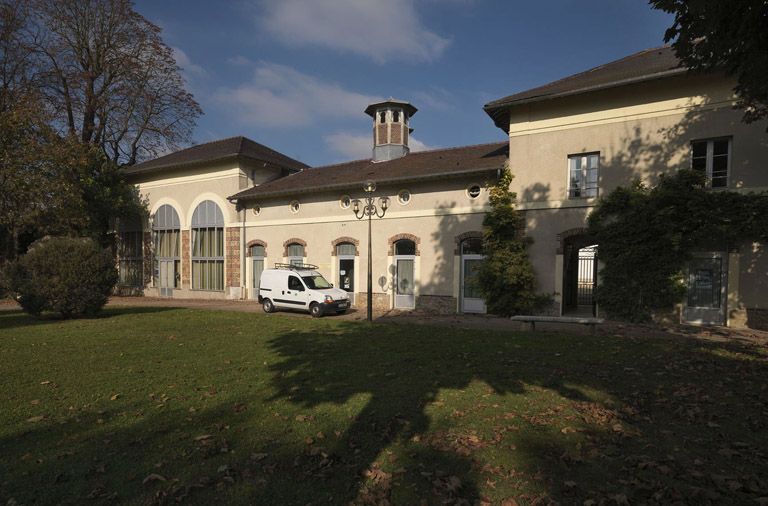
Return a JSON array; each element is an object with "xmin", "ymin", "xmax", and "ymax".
[
  {"xmin": 395, "ymin": 240, "xmax": 415, "ymax": 256},
  {"xmin": 250, "ymin": 245, "xmax": 265, "ymax": 257},
  {"xmin": 691, "ymin": 141, "xmax": 707, "ymax": 158},
  {"xmin": 713, "ymin": 139, "xmax": 729, "ymax": 156},
  {"xmin": 461, "ymin": 238, "xmax": 483, "ymax": 255}
]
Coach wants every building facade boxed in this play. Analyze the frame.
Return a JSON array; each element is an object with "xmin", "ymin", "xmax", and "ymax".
[
  {"xmin": 124, "ymin": 100, "xmax": 505, "ymax": 314},
  {"xmin": 485, "ymin": 46, "xmax": 768, "ymax": 328},
  {"xmin": 122, "ymin": 47, "xmax": 768, "ymax": 328}
]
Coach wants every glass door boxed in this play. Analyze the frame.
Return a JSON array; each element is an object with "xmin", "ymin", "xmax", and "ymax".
[
  {"xmin": 250, "ymin": 257, "xmax": 264, "ymax": 300},
  {"xmin": 394, "ymin": 257, "xmax": 415, "ymax": 308},
  {"xmin": 461, "ymin": 257, "xmax": 486, "ymax": 313},
  {"xmin": 338, "ymin": 257, "xmax": 355, "ymax": 304},
  {"xmin": 683, "ymin": 253, "xmax": 727, "ymax": 325},
  {"xmin": 158, "ymin": 259, "xmax": 174, "ymax": 297}
]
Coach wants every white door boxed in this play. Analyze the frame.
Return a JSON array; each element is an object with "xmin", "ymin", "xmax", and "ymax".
[
  {"xmin": 249, "ymin": 258, "xmax": 264, "ymax": 300},
  {"xmin": 158, "ymin": 260, "xmax": 174, "ymax": 297},
  {"xmin": 461, "ymin": 256, "xmax": 486, "ymax": 313},
  {"xmin": 683, "ymin": 253, "xmax": 727, "ymax": 325},
  {"xmin": 394, "ymin": 256, "xmax": 415, "ymax": 309},
  {"xmin": 338, "ymin": 256, "xmax": 355, "ymax": 304}
]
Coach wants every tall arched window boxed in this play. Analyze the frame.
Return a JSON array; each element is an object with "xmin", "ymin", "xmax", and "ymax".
[
  {"xmin": 287, "ymin": 243, "xmax": 305, "ymax": 266},
  {"xmin": 118, "ymin": 215, "xmax": 143, "ymax": 287},
  {"xmin": 191, "ymin": 200, "xmax": 224, "ymax": 291},
  {"xmin": 153, "ymin": 205, "xmax": 180, "ymax": 295},
  {"xmin": 394, "ymin": 239, "xmax": 416, "ymax": 309}
]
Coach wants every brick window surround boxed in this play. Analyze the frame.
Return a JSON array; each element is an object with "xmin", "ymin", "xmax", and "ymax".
[
  {"xmin": 387, "ymin": 233, "xmax": 420, "ymax": 256},
  {"xmin": 331, "ymin": 237, "xmax": 360, "ymax": 256},
  {"xmin": 283, "ymin": 238, "xmax": 307, "ymax": 257}
]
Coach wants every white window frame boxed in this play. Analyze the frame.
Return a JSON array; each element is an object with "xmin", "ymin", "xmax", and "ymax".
[
  {"xmin": 567, "ymin": 152, "xmax": 599, "ymax": 199},
  {"xmin": 690, "ymin": 137, "xmax": 731, "ymax": 189}
]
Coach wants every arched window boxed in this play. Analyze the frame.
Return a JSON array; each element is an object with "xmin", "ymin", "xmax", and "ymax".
[
  {"xmin": 191, "ymin": 200, "xmax": 224, "ymax": 291},
  {"xmin": 118, "ymin": 215, "xmax": 144, "ymax": 287},
  {"xmin": 250, "ymin": 244, "xmax": 265, "ymax": 291},
  {"xmin": 287, "ymin": 243, "xmax": 305, "ymax": 266},
  {"xmin": 153, "ymin": 205, "xmax": 180, "ymax": 293},
  {"xmin": 394, "ymin": 239, "xmax": 416, "ymax": 256},
  {"xmin": 335, "ymin": 242, "xmax": 356, "ymax": 256}
]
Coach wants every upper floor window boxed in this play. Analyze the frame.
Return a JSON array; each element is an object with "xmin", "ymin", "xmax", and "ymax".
[
  {"xmin": 568, "ymin": 152, "xmax": 599, "ymax": 199},
  {"xmin": 691, "ymin": 138, "xmax": 730, "ymax": 188},
  {"xmin": 393, "ymin": 110, "xmax": 400, "ymax": 122},
  {"xmin": 379, "ymin": 111, "xmax": 386, "ymax": 123}
]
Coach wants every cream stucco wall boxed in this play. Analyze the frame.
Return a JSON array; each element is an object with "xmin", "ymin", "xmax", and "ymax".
[
  {"xmin": 240, "ymin": 178, "xmax": 493, "ymax": 307},
  {"xmin": 505, "ymin": 72, "xmax": 768, "ymax": 323}
]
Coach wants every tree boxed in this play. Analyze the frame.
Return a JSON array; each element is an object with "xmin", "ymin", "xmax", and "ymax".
[
  {"xmin": 650, "ymin": 0, "xmax": 768, "ymax": 125},
  {"xmin": 478, "ymin": 166, "xmax": 551, "ymax": 316},
  {"xmin": 12, "ymin": 0, "xmax": 202, "ymax": 165}
]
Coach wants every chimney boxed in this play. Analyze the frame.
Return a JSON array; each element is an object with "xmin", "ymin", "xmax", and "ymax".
[{"xmin": 364, "ymin": 98, "xmax": 418, "ymax": 162}]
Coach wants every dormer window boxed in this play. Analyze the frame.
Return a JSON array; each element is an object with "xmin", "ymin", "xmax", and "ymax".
[
  {"xmin": 393, "ymin": 110, "xmax": 400, "ymax": 123},
  {"xmin": 379, "ymin": 111, "xmax": 386, "ymax": 124}
]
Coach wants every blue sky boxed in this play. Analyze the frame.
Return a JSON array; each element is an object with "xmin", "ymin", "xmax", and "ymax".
[{"xmin": 133, "ymin": 0, "xmax": 673, "ymax": 167}]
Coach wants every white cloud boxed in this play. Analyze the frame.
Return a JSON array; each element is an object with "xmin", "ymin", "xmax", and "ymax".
[
  {"xmin": 172, "ymin": 47, "xmax": 207, "ymax": 79},
  {"xmin": 324, "ymin": 131, "xmax": 437, "ymax": 160},
  {"xmin": 258, "ymin": 0, "xmax": 450, "ymax": 63},
  {"xmin": 213, "ymin": 62, "xmax": 381, "ymax": 127}
]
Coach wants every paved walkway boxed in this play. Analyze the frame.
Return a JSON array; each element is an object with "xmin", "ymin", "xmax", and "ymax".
[
  {"xmin": 3, "ymin": 296, "xmax": 766, "ymax": 343},
  {"xmin": 106, "ymin": 297, "xmax": 767, "ymax": 342}
]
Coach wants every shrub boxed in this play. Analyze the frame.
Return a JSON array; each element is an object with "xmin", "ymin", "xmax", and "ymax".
[
  {"xmin": 588, "ymin": 170, "xmax": 768, "ymax": 322},
  {"xmin": 479, "ymin": 166, "xmax": 552, "ymax": 316},
  {"xmin": 7, "ymin": 236, "xmax": 117, "ymax": 318}
]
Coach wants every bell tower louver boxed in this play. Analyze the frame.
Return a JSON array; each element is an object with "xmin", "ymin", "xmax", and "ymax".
[{"xmin": 364, "ymin": 98, "xmax": 418, "ymax": 162}]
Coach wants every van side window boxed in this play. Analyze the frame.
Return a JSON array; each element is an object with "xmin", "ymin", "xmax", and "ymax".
[{"xmin": 288, "ymin": 276, "xmax": 304, "ymax": 291}]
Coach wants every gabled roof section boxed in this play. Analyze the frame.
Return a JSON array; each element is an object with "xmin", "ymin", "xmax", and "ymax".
[
  {"xmin": 124, "ymin": 136, "xmax": 309, "ymax": 176},
  {"xmin": 229, "ymin": 142, "xmax": 508, "ymax": 202},
  {"xmin": 484, "ymin": 45, "xmax": 685, "ymax": 130}
]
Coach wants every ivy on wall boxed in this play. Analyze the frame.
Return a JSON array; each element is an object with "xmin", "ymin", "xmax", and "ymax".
[
  {"xmin": 587, "ymin": 169, "xmax": 768, "ymax": 322},
  {"xmin": 479, "ymin": 166, "xmax": 551, "ymax": 316}
]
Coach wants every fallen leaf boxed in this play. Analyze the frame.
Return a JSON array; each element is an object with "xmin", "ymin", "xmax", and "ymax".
[
  {"xmin": 194, "ymin": 434, "xmax": 213, "ymax": 441},
  {"xmin": 142, "ymin": 473, "xmax": 167, "ymax": 485},
  {"xmin": 110, "ymin": 394, "xmax": 120, "ymax": 401},
  {"xmin": 26, "ymin": 415, "xmax": 45, "ymax": 423}
]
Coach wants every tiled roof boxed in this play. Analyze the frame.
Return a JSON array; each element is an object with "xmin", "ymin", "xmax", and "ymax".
[
  {"xmin": 229, "ymin": 142, "xmax": 508, "ymax": 201},
  {"xmin": 484, "ymin": 46, "xmax": 685, "ymax": 129},
  {"xmin": 124, "ymin": 136, "xmax": 309, "ymax": 175}
]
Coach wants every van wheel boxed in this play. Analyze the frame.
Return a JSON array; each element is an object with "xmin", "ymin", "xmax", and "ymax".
[
  {"xmin": 263, "ymin": 298, "xmax": 275, "ymax": 313},
  {"xmin": 309, "ymin": 303, "xmax": 322, "ymax": 318}
]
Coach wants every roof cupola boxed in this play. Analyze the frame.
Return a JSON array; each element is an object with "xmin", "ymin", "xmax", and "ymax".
[{"xmin": 364, "ymin": 98, "xmax": 418, "ymax": 162}]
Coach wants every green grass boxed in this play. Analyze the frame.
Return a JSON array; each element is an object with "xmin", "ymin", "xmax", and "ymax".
[{"xmin": 1, "ymin": 307, "xmax": 767, "ymax": 505}]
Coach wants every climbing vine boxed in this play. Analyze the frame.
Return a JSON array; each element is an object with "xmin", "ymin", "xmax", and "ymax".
[
  {"xmin": 478, "ymin": 165, "xmax": 551, "ymax": 316},
  {"xmin": 587, "ymin": 169, "xmax": 768, "ymax": 322}
]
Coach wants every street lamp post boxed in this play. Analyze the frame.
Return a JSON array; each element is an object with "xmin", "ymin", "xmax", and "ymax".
[{"xmin": 352, "ymin": 180, "xmax": 389, "ymax": 322}]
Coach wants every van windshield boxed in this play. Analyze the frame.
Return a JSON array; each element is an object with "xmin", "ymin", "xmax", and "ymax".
[{"xmin": 302, "ymin": 274, "xmax": 332, "ymax": 289}]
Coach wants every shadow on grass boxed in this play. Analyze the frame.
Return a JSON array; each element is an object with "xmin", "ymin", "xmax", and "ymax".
[
  {"xmin": 1, "ymin": 321, "xmax": 767, "ymax": 504},
  {"xmin": 0, "ymin": 306, "xmax": 178, "ymax": 331}
]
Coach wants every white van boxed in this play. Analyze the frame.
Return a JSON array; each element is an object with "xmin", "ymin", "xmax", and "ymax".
[{"xmin": 258, "ymin": 263, "xmax": 351, "ymax": 317}]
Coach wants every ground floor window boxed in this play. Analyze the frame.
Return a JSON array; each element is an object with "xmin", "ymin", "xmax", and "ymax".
[
  {"xmin": 287, "ymin": 243, "xmax": 305, "ymax": 266},
  {"xmin": 192, "ymin": 227, "xmax": 224, "ymax": 290},
  {"xmin": 118, "ymin": 228, "xmax": 143, "ymax": 287}
]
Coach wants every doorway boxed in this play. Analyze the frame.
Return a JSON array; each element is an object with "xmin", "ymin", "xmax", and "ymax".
[
  {"xmin": 336, "ymin": 242, "xmax": 356, "ymax": 304},
  {"xmin": 563, "ymin": 240, "xmax": 598, "ymax": 317},
  {"xmin": 683, "ymin": 252, "xmax": 727, "ymax": 325},
  {"xmin": 394, "ymin": 239, "xmax": 416, "ymax": 309},
  {"xmin": 158, "ymin": 259, "xmax": 175, "ymax": 297},
  {"xmin": 460, "ymin": 237, "xmax": 486, "ymax": 313},
  {"xmin": 249, "ymin": 244, "xmax": 265, "ymax": 300}
]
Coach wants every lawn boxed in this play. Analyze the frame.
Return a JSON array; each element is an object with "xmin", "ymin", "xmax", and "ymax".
[{"xmin": 1, "ymin": 307, "xmax": 767, "ymax": 505}]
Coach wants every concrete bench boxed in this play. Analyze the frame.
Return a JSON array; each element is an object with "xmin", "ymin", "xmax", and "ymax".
[{"xmin": 510, "ymin": 315, "xmax": 604, "ymax": 334}]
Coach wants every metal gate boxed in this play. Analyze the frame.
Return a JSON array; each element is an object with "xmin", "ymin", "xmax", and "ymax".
[{"xmin": 577, "ymin": 246, "xmax": 598, "ymax": 307}]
